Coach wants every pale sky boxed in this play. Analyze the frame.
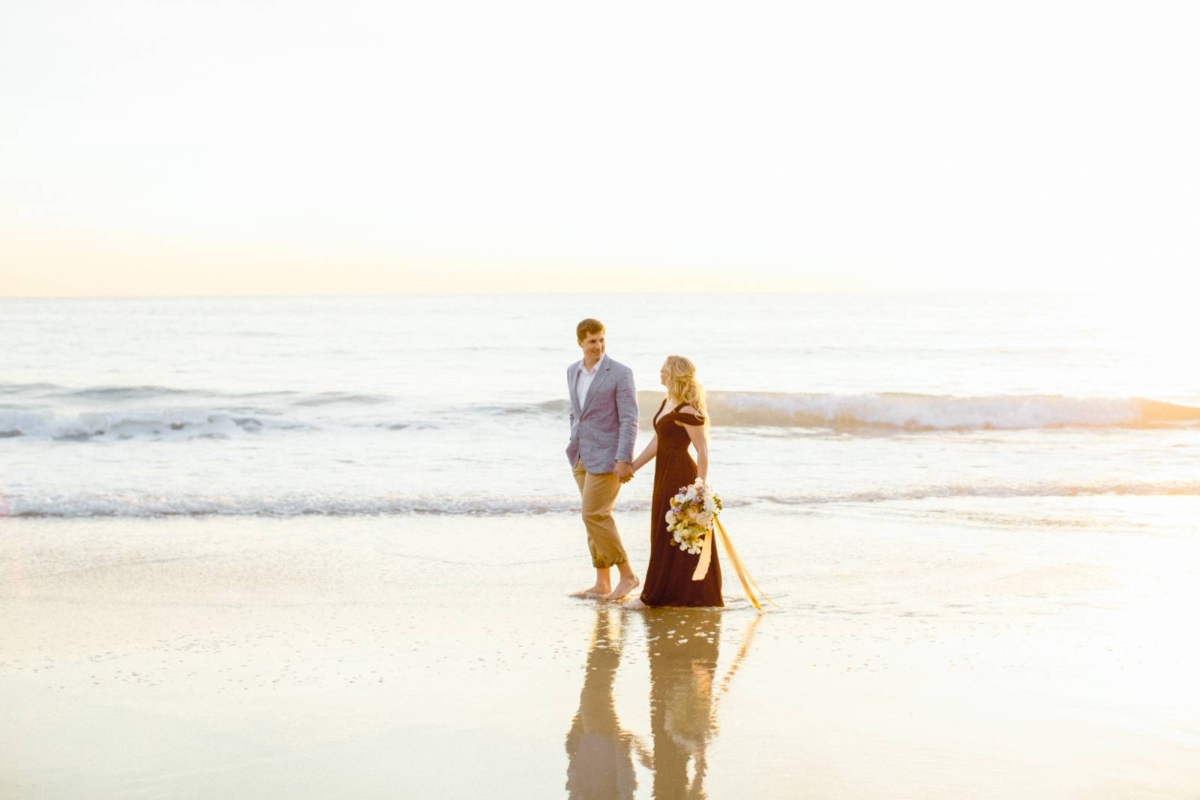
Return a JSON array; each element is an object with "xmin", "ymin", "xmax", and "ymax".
[{"xmin": 2, "ymin": 0, "xmax": 1197, "ymax": 297}]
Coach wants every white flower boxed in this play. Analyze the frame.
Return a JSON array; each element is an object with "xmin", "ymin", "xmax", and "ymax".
[{"xmin": 665, "ymin": 480, "xmax": 722, "ymax": 556}]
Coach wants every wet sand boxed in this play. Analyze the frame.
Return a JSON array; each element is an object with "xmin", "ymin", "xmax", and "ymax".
[{"xmin": 2, "ymin": 505, "xmax": 1199, "ymax": 798}]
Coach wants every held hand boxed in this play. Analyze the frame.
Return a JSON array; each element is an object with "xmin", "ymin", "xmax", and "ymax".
[{"xmin": 614, "ymin": 461, "xmax": 634, "ymax": 483}]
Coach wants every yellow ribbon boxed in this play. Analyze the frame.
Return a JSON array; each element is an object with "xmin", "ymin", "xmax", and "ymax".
[
  {"xmin": 691, "ymin": 517, "xmax": 778, "ymax": 611},
  {"xmin": 692, "ymin": 523, "xmax": 714, "ymax": 583}
]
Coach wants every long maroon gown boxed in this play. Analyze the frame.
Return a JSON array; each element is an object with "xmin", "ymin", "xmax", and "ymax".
[{"xmin": 639, "ymin": 400, "xmax": 723, "ymax": 607}]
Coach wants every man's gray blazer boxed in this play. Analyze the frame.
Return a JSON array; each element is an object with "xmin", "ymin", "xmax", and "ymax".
[{"xmin": 566, "ymin": 356, "xmax": 639, "ymax": 474}]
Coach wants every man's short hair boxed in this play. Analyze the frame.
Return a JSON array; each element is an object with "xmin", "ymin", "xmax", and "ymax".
[{"xmin": 576, "ymin": 318, "xmax": 605, "ymax": 342}]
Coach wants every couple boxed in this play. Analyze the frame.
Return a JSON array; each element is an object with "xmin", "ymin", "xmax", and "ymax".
[{"xmin": 566, "ymin": 318, "xmax": 722, "ymax": 609}]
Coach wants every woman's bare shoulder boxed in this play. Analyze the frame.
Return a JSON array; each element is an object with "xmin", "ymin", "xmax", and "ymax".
[{"xmin": 673, "ymin": 405, "xmax": 705, "ymax": 427}]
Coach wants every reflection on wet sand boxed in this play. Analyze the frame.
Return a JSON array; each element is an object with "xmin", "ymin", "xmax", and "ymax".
[
  {"xmin": 645, "ymin": 609, "xmax": 722, "ymax": 799},
  {"xmin": 566, "ymin": 607, "xmax": 760, "ymax": 799},
  {"xmin": 565, "ymin": 607, "xmax": 643, "ymax": 799}
]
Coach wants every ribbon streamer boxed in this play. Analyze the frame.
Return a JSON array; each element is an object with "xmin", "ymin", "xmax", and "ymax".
[
  {"xmin": 692, "ymin": 522, "xmax": 714, "ymax": 582},
  {"xmin": 692, "ymin": 517, "xmax": 778, "ymax": 612}
]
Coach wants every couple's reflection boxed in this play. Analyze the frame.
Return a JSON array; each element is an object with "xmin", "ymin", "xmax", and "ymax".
[{"xmin": 566, "ymin": 606, "xmax": 759, "ymax": 799}]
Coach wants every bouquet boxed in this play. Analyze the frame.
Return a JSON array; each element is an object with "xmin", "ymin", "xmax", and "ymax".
[{"xmin": 666, "ymin": 478, "xmax": 722, "ymax": 555}]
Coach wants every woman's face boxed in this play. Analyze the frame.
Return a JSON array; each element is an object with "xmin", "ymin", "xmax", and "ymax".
[{"xmin": 660, "ymin": 361, "xmax": 670, "ymax": 387}]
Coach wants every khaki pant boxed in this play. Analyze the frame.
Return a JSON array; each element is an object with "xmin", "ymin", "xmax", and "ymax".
[{"xmin": 573, "ymin": 460, "xmax": 629, "ymax": 569}]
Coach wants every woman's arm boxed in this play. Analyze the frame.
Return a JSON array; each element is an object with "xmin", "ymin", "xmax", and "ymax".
[
  {"xmin": 683, "ymin": 422, "xmax": 709, "ymax": 482},
  {"xmin": 631, "ymin": 434, "xmax": 658, "ymax": 474}
]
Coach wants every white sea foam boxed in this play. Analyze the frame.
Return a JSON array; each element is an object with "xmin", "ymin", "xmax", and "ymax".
[
  {"xmin": 761, "ymin": 480, "xmax": 1200, "ymax": 505},
  {"xmin": 0, "ymin": 493, "xmax": 619, "ymax": 518},
  {"xmin": 0, "ymin": 408, "xmax": 300, "ymax": 441},
  {"xmin": 5, "ymin": 481, "xmax": 1199, "ymax": 518}
]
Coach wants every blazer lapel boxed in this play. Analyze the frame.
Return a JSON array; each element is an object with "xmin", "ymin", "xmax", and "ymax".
[
  {"xmin": 579, "ymin": 360, "xmax": 611, "ymax": 416},
  {"xmin": 570, "ymin": 362, "xmax": 584, "ymax": 417}
]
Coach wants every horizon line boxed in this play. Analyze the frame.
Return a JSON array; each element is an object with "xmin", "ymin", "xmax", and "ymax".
[{"xmin": 0, "ymin": 287, "xmax": 1100, "ymax": 301}]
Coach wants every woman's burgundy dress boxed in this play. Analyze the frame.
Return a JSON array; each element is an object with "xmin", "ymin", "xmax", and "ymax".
[{"xmin": 639, "ymin": 401, "xmax": 723, "ymax": 607}]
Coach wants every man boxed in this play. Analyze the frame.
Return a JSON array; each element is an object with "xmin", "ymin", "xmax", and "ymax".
[{"xmin": 566, "ymin": 318, "xmax": 640, "ymax": 601}]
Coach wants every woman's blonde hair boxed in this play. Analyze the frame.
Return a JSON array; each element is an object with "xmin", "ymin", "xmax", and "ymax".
[{"xmin": 663, "ymin": 355, "xmax": 707, "ymax": 419}]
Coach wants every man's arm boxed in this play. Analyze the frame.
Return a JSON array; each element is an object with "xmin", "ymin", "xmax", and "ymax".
[
  {"xmin": 567, "ymin": 365, "xmax": 577, "ymax": 428},
  {"xmin": 614, "ymin": 366, "xmax": 638, "ymax": 473}
]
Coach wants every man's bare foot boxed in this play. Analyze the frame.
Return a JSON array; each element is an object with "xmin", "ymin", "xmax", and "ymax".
[
  {"xmin": 604, "ymin": 576, "xmax": 640, "ymax": 602},
  {"xmin": 620, "ymin": 597, "xmax": 646, "ymax": 610},
  {"xmin": 569, "ymin": 585, "xmax": 610, "ymax": 599}
]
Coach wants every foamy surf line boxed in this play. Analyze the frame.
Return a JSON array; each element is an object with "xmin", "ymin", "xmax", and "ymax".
[
  {"xmin": 0, "ymin": 495, "xmax": 624, "ymax": 518},
  {"xmin": 5, "ymin": 481, "xmax": 1199, "ymax": 518}
]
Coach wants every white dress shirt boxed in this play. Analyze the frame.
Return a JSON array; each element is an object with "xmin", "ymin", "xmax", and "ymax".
[{"xmin": 575, "ymin": 354, "xmax": 605, "ymax": 407}]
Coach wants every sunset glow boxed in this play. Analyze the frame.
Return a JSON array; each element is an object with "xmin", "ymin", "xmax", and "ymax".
[{"xmin": 3, "ymin": 1, "xmax": 1198, "ymax": 297}]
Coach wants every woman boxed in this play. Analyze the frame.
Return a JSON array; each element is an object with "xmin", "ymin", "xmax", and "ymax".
[{"xmin": 626, "ymin": 356, "xmax": 723, "ymax": 608}]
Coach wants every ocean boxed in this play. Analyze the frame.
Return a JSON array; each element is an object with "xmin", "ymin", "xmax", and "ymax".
[{"xmin": 2, "ymin": 292, "xmax": 1198, "ymax": 532}]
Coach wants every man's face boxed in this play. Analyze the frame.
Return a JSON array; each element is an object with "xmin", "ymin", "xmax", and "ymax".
[{"xmin": 579, "ymin": 330, "xmax": 605, "ymax": 362}]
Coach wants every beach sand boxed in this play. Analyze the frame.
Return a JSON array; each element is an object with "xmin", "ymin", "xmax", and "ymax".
[{"xmin": 2, "ymin": 504, "xmax": 1199, "ymax": 798}]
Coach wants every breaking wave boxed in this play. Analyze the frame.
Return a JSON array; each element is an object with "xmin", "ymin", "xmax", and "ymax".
[
  {"xmin": 3, "ymin": 382, "xmax": 1198, "ymax": 441},
  {"xmin": 0, "ymin": 409, "xmax": 303, "ymax": 441},
  {"xmin": 657, "ymin": 392, "xmax": 1200, "ymax": 431}
]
